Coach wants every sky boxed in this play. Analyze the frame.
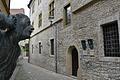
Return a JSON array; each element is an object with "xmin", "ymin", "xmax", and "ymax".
[{"xmin": 10, "ymin": 0, "xmax": 30, "ymax": 16}]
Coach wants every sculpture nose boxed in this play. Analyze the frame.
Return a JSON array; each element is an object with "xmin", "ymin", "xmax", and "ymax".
[{"xmin": 31, "ymin": 27, "xmax": 34, "ymax": 30}]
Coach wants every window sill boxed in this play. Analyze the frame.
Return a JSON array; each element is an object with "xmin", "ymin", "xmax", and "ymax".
[
  {"xmin": 49, "ymin": 55, "xmax": 55, "ymax": 57},
  {"xmin": 65, "ymin": 23, "xmax": 71, "ymax": 27}
]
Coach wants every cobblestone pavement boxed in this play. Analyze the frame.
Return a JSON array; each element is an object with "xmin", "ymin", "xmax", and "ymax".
[{"xmin": 12, "ymin": 59, "xmax": 77, "ymax": 80}]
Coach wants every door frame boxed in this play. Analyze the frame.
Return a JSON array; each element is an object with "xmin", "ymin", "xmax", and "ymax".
[{"xmin": 66, "ymin": 46, "xmax": 79, "ymax": 77}]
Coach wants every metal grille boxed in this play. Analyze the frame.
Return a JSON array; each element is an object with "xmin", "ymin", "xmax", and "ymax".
[
  {"xmin": 39, "ymin": 42, "xmax": 42, "ymax": 54},
  {"xmin": 49, "ymin": 1, "xmax": 54, "ymax": 17},
  {"xmin": 102, "ymin": 21, "xmax": 120, "ymax": 57},
  {"xmin": 39, "ymin": 13, "xmax": 42, "ymax": 27}
]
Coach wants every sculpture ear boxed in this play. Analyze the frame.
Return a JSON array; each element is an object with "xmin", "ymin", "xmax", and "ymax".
[{"xmin": 12, "ymin": 16, "xmax": 17, "ymax": 25}]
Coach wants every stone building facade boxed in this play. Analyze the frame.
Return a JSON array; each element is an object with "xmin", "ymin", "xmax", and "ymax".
[{"xmin": 28, "ymin": 0, "xmax": 120, "ymax": 79}]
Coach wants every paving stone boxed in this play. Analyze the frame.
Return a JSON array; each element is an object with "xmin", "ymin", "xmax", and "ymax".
[{"xmin": 13, "ymin": 59, "xmax": 76, "ymax": 80}]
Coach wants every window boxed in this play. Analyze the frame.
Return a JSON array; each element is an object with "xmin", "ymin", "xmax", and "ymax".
[
  {"xmin": 64, "ymin": 4, "xmax": 71, "ymax": 25},
  {"xmin": 101, "ymin": 21, "xmax": 120, "ymax": 57},
  {"xmin": 25, "ymin": 44, "xmax": 29, "ymax": 56},
  {"xmin": 38, "ymin": 0, "xmax": 41, "ymax": 5},
  {"xmin": 32, "ymin": 45, "xmax": 33, "ymax": 54},
  {"xmin": 32, "ymin": 4, "xmax": 34, "ymax": 13},
  {"xmin": 38, "ymin": 13, "xmax": 42, "ymax": 27},
  {"xmin": 49, "ymin": 1, "xmax": 54, "ymax": 17},
  {"xmin": 50, "ymin": 39, "xmax": 54, "ymax": 55},
  {"xmin": 39, "ymin": 42, "xmax": 42, "ymax": 54}
]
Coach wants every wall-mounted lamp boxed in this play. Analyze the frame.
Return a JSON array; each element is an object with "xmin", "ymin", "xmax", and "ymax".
[
  {"xmin": 87, "ymin": 39, "xmax": 94, "ymax": 50},
  {"xmin": 48, "ymin": 16, "xmax": 54, "ymax": 25},
  {"xmin": 39, "ymin": 42, "xmax": 43, "ymax": 48},
  {"xmin": 81, "ymin": 40, "xmax": 87, "ymax": 50}
]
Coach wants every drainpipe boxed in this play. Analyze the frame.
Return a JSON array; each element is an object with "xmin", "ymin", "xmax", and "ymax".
[
  {"xmin": 28, "ymin": 38, "xmax": 30, "ymax": 63},
  {"xmin": 49, "ymin": 16, "xmax": 58, "ymax": 73},
  {"xmin": 55, "ymin": 23, "xmax": 58, "ymax": 73}
]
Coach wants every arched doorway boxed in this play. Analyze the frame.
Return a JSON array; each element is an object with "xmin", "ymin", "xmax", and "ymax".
[
  {"xmin": 66, "ymin": 46, "xmax": 79, "ymax": 77},
  {"xmin": 72, "ymin": 47, "xmax": 78, "ymax": 76}
]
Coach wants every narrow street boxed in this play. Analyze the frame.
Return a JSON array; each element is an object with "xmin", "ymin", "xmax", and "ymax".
[{"xmin": 11, "ymin": 58, "xmax": 77, "ymax": 80}]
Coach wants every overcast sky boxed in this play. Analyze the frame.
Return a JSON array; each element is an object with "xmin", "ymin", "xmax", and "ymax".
[{"xmin": 10, "ymin": 0, "xmax": 30, "ymax": 16}]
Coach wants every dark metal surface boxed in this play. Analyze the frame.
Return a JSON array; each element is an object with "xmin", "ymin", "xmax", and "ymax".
[{"xmin": 0, "ymin": 12, "xmax": 34, "ymax": 80}]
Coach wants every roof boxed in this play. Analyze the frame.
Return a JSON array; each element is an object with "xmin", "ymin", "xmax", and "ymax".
[{"xmin": 28, "ymin": 0, "xmax": 33, "ymax": 8}]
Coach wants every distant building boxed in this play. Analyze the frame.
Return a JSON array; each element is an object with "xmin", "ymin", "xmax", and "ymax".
[
  {"xmin": 28, "ymin": 0, "xmax": 120, "ymax": 80},
  {"xmin": 0, "ymin": 0, "xmax": 10, "ymax": 14},
  {"xmin": 10, "ymin": 8, "xmax": 24, "ymax": 15}
]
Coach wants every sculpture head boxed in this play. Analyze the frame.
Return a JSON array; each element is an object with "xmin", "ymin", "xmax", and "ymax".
[
  {"xmin": 13, "ymin": 14, "xmax": 34, "ymax": 40},
  {"xmin": 0, "ymin": 13, "xmax": 34, "ymax": 40}
]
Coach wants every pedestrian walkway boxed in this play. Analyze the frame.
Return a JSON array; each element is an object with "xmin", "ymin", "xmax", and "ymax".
[{"xmin": 11, "ymin": 59, "xmax": 77, "ymax": 80}]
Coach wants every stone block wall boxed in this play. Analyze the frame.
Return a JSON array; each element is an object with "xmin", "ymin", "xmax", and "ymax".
[
  {"xmin": 29, "ymin": 0, "xmax": 120, "ymax": 79},
  {"xmin": 63, "ymin": 0, "xmax": 120, "ymax": 79},
  {"xmin": 29, "ymin": 26, "xmax": 56, "ymax": 72}
]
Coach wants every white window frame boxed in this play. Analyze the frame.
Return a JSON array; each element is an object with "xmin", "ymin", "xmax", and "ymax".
[{"xmin": 49, "ymin": 38, "xmax": 55, "ymax": 57}]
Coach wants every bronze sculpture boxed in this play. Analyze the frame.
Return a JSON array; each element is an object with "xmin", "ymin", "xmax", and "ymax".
[{"xmin": 0, "ymin": 12, "xmax": 34, "ymax": 80}]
